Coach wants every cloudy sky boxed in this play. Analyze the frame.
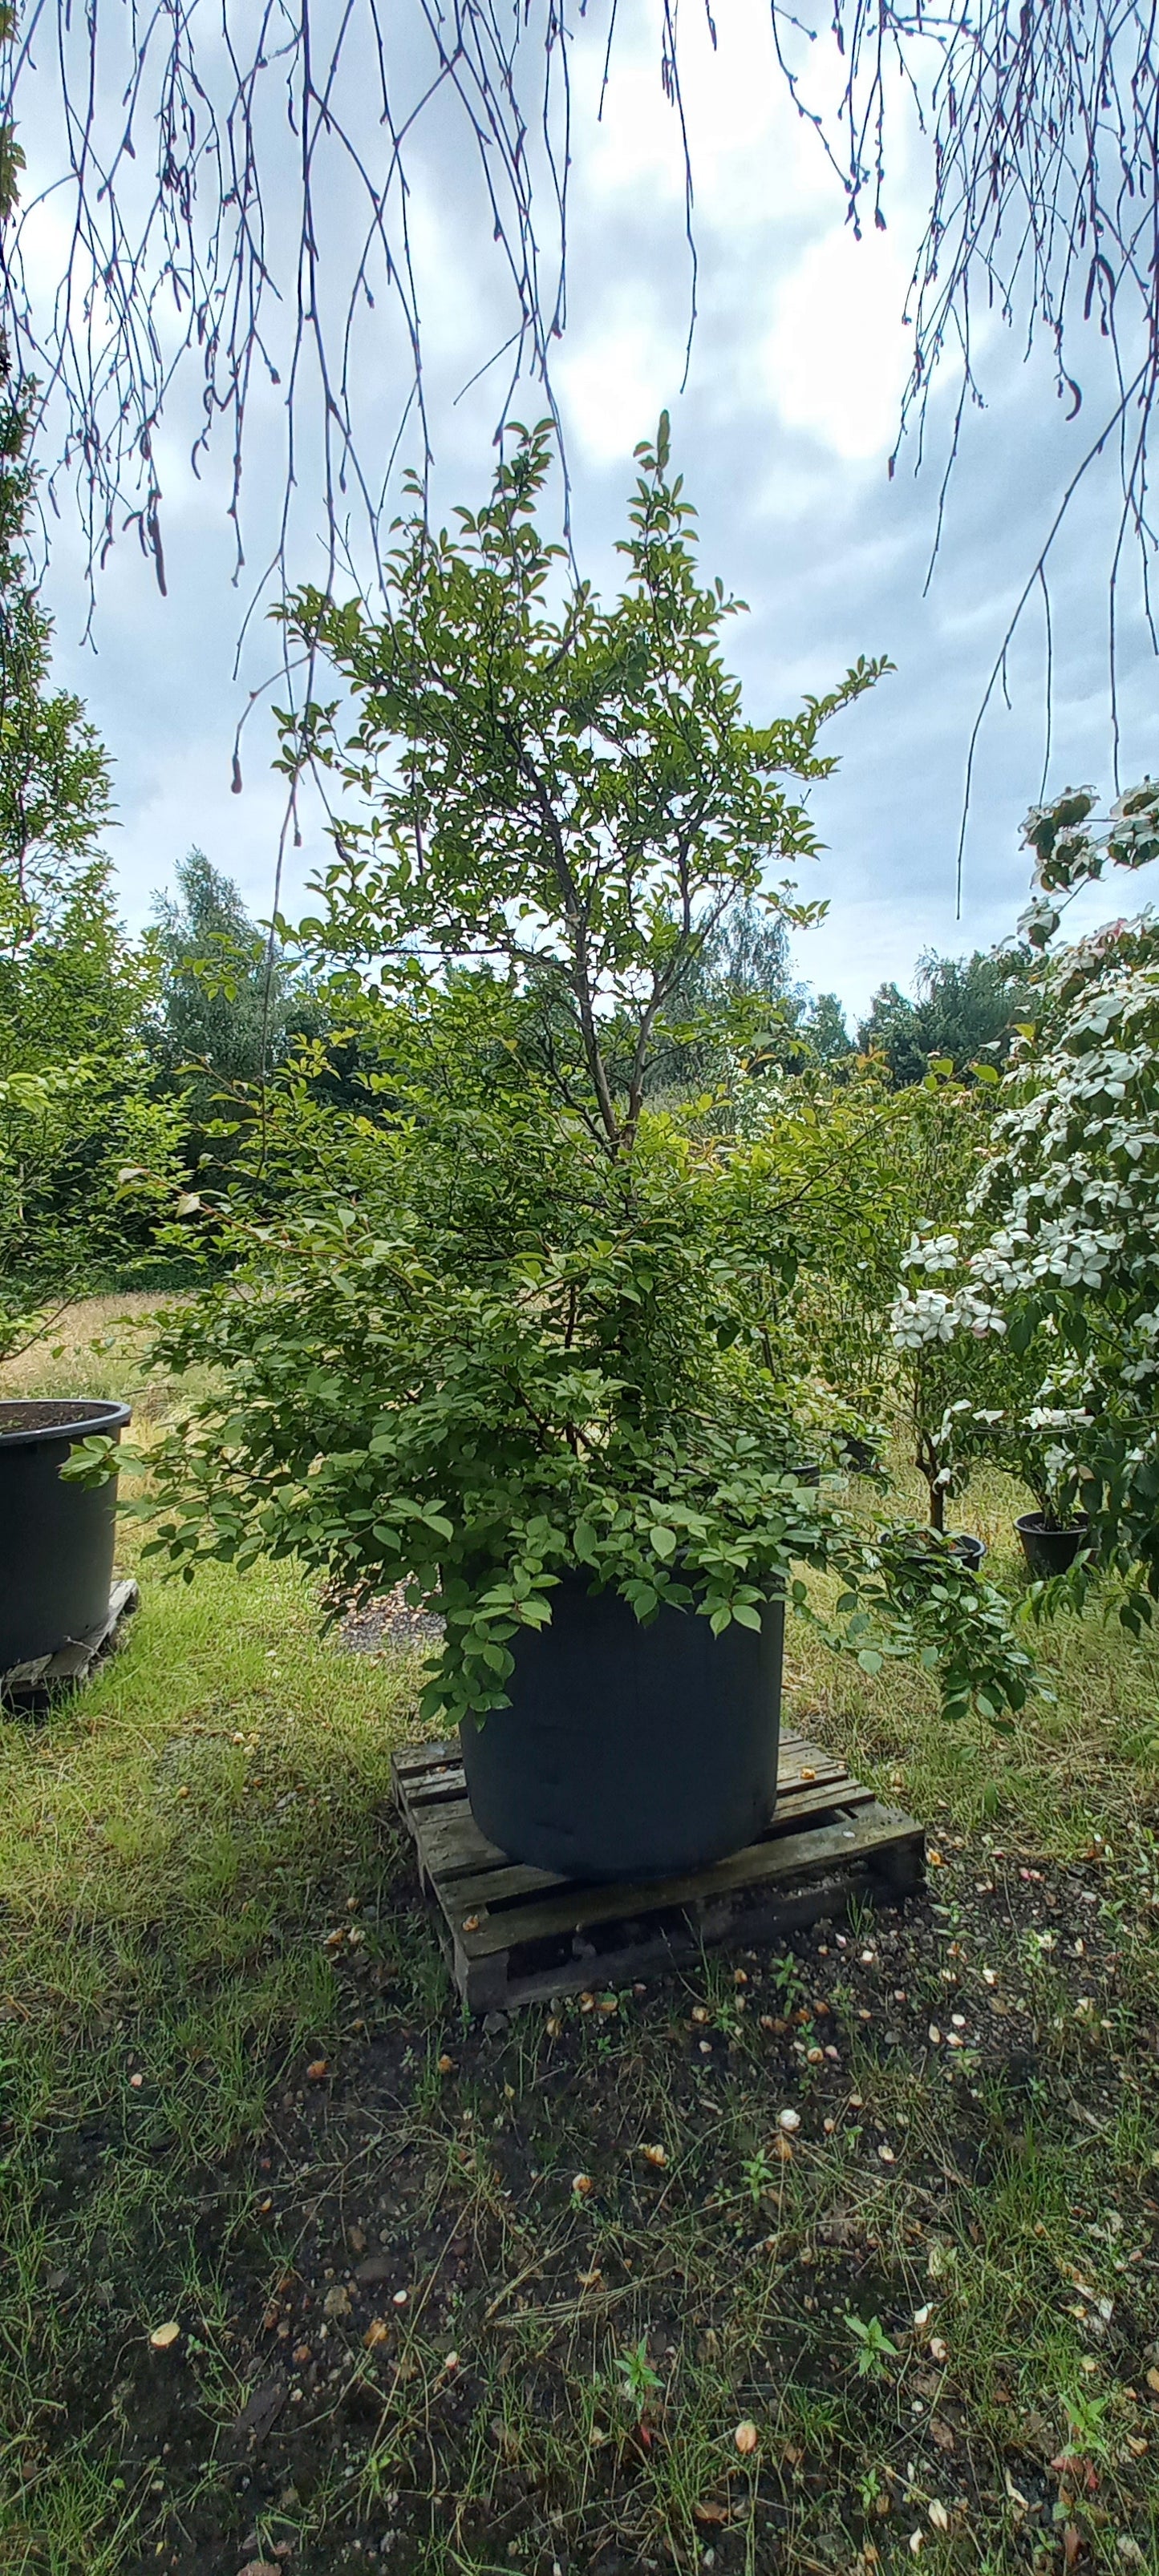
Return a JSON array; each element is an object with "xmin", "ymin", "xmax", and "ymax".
[{"xmin": 25, "ymin": 0, "xmax": 1159, "ymax": 1022}]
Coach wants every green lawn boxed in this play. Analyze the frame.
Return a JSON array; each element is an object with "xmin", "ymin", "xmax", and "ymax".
[{"xmin": 1, "ymin": 1312, "xmax": 1157, "ymax": 2574}]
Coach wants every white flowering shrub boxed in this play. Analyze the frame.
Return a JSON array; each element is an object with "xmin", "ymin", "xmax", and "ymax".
[{"xmin": 937, "ymin": 778, "xmax": 1159, "ymax": 1580}]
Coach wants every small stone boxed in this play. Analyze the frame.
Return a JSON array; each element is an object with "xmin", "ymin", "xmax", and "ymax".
[
  {"xmin": 322, "ymin": 2285, "xmax": 351, "ymax": 2320},
  {"xmin": 776, "ymin": 2107, "xmax": 800, "ymax": 2134},
  {"xmin": 483, "ymin": 2011, "xmax": 506, "ymax": 2036},
  {"xmin": 349, "ymin": 2226, "xmax": 367, "ymax": 2255},
  {"xmin": 356, "ymin": 2255, "xmax": 392, "ymax": 2286},
  {"xmin": 734, "ymin": 2420, "xmax": 759, "ymax": 2455}
]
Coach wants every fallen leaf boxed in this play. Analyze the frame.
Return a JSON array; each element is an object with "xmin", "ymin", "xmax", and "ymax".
[
  {"xmin": 577, "ymin": 2267, "xmax": 602, "ymax": 2289},
  {"xmin": 391, "ymin": 2288, "xmax": 408, "ymax": 2307},
  {"xmin": 693, "ymin": 2501, "xmax": 728, "ymax": 2526},
  {"xmin": 1063, "ymin": 2527, "xmax": 1082, "ymax": 2569},
  {"xmin": 800, "ymin": 1766, "xmax": 817, "ymax": 1781},
  {"xmin": 238, "ymin": 2562, "xmax": 281, "ymax": 2576},
  {"xmin": 642, "ymin": 2143, "xmax": 667, "ymax": 2167},
  {"xmin": 775, "ymin": 2135, "xmax": 794, "ymax": 2162},
  {"xmin": 129, "ymin": 2073, "xmax": 144, "ymax": 2090},
  {"xmin": 877, "ymin": 2144, "xmax": 896, "ymax": 2165},
  {"xmin": 734, "ymin": 2420, "xmax": 759, "ymax": 2455},
  {"xmin": 363, "ymin": 2318, "xmax": 390, "ymax": 2348},
  {"xmin": 437, "ymin": 2054, "xmax": 455, "ymax": 2075},
  {"xmin": 913, "ymin": 2303, "xmax": 933, "ymax": 2328},
  {"xmin": 461, "ymin": 1915, "xmax": 481, "ymax": 1934},
  {"xmin": 691, "ymin": 2005, "xmax": 710, "ymax": 2024},
  {"xmin": 909, "ymin": 2532, "xmax": 924, "ymax": 2556},
  {"xmin": 927, "ymin": 1850, "xmax": 946, "ymax": 1867},
  {"xmin": 929, "ymin": 2419, "xmax": 955, "ymax": 2453},
  {"xmin": 929, "ymin": 2336, "xmax": 949, "ymax": 2363},
  {"xmin": 928, "ymin": 2025, "xmax": 942, "ymax": 2045},
  {"xmin": 444, "ymin": 2352, "xmax": 460, "ymax": 2373},
  {"xmin": 596, "ymin": 1995, "xmax": 618, "ymax": 2016},
  {"xmin": 1146, "ymin": 2368, "xmax": 1159, "ymax": 2396},
  {"xmin": 306, "ymin": 2059, "xmax": 329, "ymax": 2083},
  {"xmin": 928, "ymin": 2501, "xmax": 950, "ymax": 2533},
  {"xmin": 148, "ymin": 2319, "xmax": 180, "ymax": 2352},
  {"xmin": 572, "ymin": 2174, "xmax": 594, "ymax": 2197}
]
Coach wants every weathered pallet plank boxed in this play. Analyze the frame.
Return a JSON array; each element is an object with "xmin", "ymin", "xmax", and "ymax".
[
  {"xmin": 2, "ymin": 1578, "xmax": 140, "ymax": 1713},
  {"xmin": 392, "ymin": 1721, "xmax": 925, "ymax": 2013},
  {"xmin": 442, "ymin": 1780, "xmax": 881, "ymax": 1919},
  {"xmin": 458, "ymin": 1804, "xmax": 918, "ymax": 1958}
]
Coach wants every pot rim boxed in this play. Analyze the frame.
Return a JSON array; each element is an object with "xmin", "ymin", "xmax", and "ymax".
[
  {"xmin": 0, "ymin": 1397, "xmax": 132, "ymax": 1451},
  {"xmin": 1015, "ymin": 1510, "xmax": 1090, "ymax": 1538}
]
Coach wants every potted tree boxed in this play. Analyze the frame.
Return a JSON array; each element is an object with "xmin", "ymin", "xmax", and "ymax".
[
  {"xmin": 962, "ymin": 776, "xmax": 1159, "ymax": 1597},
  {"xmin": 147, "ymin": 422, "xmax": 1035, "ymax": 1874}
]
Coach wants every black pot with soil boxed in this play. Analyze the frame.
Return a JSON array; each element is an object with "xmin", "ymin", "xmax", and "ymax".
[
  {"xmin": 1015, "ymin": 1512, "xmax": 1089, "ymax": 1579},
  {"xmin": 0, "ymin": 1398, "xmax": 131, "ymax": 1672},
  {"xmin": 948, "ymin": 1531, "xmax": 987, "ymax": 1571},
  {"xmin": 459, "ymin": 1571, "xmax": 784, "ymax": 1882}
]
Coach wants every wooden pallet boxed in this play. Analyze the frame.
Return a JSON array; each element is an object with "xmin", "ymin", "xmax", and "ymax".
[
  {"xmin": 392, "ymin": 1729, "xmax": 924, "ymax": 2012},
  {"xmin": 1, "ymin": 1577, "xmax": 139, "ymax": 1713}
]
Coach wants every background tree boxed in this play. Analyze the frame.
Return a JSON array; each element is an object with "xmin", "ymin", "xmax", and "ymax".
[
  {"xmin": 858, "ymin": 948, "xmax": 1030, "ymax": 1087},
  {"xmin": 149, "ymin": 849, "xmax": 322, "ymax": 1090}
]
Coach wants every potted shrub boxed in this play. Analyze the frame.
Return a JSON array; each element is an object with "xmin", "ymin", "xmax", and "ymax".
[
  {"xmin": 962, "ymin": 776, "xmax": 1159, "ymax": 1602},
  {"xmin": 885, "ymin": 1080, "xmax": 1008, "ymax": 1562},
  {"xmin": 147, "ymin": 422, "xmax": 1035, "ymax": 1874}
]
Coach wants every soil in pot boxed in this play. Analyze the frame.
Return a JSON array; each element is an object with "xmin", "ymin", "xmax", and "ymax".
[
  {"xmin": 459, "ymin": 1572, "xmax": 784, "ymax": 1882},
  {"xmin": 1015, "ymin": 1512, "xmax": 1089, "ymax": 1579},
  {"xmin": 0, "ymin": 1399, "xmax": 131, "ymax": 1671}
]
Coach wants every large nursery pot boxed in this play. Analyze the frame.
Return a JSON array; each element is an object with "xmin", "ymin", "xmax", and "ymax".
[
  {"xmin": 459, "ymin": 1571, "xmax": 784, "ymax": 1882},
  {"xmin": 1015, "ymin": 1512, "xmax": 1089, "ymax": 1580},
  {"xmin": 0, "ymin": 1399, "xmax": 131, "ymax": 1671}
]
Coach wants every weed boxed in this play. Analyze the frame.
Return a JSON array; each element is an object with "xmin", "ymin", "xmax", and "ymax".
[{"xmin": 843, "ymin": 2314, "xmax": 899, "ymax": 2380}]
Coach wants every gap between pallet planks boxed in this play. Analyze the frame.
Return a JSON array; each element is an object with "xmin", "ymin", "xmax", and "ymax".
[
  {"xmin": 392, "ymin": 1729, "xmax": 925, "ymax": 2013},
  {"xmin": 1, "ymin": 1577, "xmax": 139, "ymax": 1713}
]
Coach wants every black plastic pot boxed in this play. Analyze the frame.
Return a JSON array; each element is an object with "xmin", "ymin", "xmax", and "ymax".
[
  {"xmin": 839, "ymin": 1435, "xmax": 879, "ymax": 1475},
  {"xmin": 947, "ymin": 1532, "xmax": 987, "ymax": 1571},
  {"xmin": 459, "ymin": 1572, "xmax": 784, "ymax": 1882},
  {"xmin": 0, "ymin": 1399, "xmax": 131, "ymax": 1672},
  {"xmin": 1015, "ymin": 1512, "xmax": 1089, "ymax": 1579}
]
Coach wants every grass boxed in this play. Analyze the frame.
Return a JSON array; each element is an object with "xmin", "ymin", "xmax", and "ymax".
[{"xmin": 0, "ymin": 1304, "xmax": 1157, "ymax": 2574}]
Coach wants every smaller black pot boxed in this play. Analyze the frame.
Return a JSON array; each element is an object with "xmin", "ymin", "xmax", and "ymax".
[
  {"xmin": 1015, "ymin": 1512, "xmax": 1089, "ymax": 1579},
  {"xmin": 839, "ymin": 1434, "xmax": 879, "ymax": 1475},
  {"xmin": 947, "ymin": 1532, "xmax": 987, "ymax": 1571}
]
